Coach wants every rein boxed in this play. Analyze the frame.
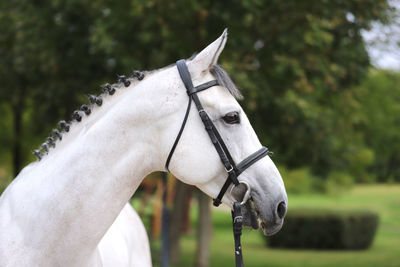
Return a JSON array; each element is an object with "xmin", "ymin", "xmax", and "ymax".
[{"xmin": 166, "ymin": 60, "xmax": 270, "ymax": 267}]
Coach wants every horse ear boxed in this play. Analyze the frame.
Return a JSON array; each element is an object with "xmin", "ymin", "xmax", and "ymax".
[{"xmin": 189, "ymin": 29, "xmax": 228, "ymax": 73}]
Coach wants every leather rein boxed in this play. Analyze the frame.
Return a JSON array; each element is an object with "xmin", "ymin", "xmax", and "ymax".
[{"xmin": 165, "ymin": 60, "xmax": 270, "ymax": 267}]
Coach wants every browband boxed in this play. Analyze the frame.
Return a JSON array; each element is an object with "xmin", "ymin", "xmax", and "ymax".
[{"xmin": 187, "ymin": 80, "xmax": 219, "ymax": 95}]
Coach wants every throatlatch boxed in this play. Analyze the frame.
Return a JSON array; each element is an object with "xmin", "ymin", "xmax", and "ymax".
[{"xmin": 165, "ymin": 59, "xmax": 271, "ymax": 267}]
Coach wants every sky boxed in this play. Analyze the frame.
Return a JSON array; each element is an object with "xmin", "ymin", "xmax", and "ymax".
[
  {"xmin": 363, "ymin": 0, "xmax": 400, "ymax": 70},
  {"xmin": 363, "ymin": 24, "xmax": 400, "ymax": 70}
]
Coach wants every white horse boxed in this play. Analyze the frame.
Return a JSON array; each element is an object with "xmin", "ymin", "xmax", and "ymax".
[{"xmin": 0, "ymin": 30, "xmax": 287, "ymax": 267}]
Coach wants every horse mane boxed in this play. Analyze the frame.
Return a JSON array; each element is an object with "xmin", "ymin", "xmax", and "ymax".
[
  {"xmin": 33, "ymin": 61, "xmax": 242, "ymax": 161},
  {"xmin": 33, "ymin": 70, "xmax": 147, "ymax": 161}
]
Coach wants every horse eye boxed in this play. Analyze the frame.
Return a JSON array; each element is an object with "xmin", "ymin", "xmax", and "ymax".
[{"xmin": 223, "ymin": 111, "xmax": 240, "ymax": 124}]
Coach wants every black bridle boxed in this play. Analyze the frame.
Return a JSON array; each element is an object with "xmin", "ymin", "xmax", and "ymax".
[{"xmin": 165, "ymin": 59, "xmax": 270, "ymax": 267}]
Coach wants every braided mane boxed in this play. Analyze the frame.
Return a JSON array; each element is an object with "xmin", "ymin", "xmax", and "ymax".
[{"xmin": 33, "ymin": 70, "xmax": 146, "ymax": 161}]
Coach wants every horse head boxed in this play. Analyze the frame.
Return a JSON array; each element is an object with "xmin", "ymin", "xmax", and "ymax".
[{"xmin": 163, "ymin": 30, "xmax": 287, "ymax": 235}]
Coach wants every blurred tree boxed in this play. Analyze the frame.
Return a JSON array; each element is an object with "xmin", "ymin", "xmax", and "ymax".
[
  {"xmin": 0, "ymin": 0, "xmax": 394, "ymax": 179},
  {"xmin": 355, "ymin": 70, "xmax": 400, "ymax": 182},
  {"xmin": 0, "ymin": 0, "xmax": 118, "ymax": 176}
]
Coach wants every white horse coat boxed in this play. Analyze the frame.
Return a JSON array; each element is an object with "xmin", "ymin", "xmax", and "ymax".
[{"xmin": 98, "ymin": 204, "xmax": 151, "ymax": 267}]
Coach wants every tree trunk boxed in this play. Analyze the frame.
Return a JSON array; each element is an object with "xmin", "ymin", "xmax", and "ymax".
[
  {"xmin": 169, "ymin": 180, "xmax": 193, "ymax": 264},
  {"xmin": 182, "ymin": 186, "xmax": 193, "ymax": 233},
  {"xmin": 12, "ymin": 96, "xmax": 23, "ymax": 178},
  {"xmin": 196, "ymin": 190, "xmax": 211, "ymax": 267}
]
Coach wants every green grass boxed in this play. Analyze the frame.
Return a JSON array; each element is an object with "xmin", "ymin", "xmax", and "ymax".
[{"xmin": 163, "ymin": 185, "xmax": 400, "ymax": 267}]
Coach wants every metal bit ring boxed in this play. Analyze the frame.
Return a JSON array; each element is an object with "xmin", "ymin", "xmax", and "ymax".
[{"xmin": 230, "ymin": 181, "xmax": 251, "ymax": 205}]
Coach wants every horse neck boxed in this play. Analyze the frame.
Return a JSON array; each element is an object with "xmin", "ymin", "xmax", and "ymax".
[{"xmin": 7, "ymin": 69, "xmax": 177, "ymax": 263}]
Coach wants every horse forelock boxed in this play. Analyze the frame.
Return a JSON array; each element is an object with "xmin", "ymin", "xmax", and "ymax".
[{"xmin": 210, "ymin": 65, "xmax": 243, "ymax": 100}]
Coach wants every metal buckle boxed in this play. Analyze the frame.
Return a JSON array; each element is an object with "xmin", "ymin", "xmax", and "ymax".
[
  {"xmin": 198, "ymin": 109, "xmax": 205, "ymax": 115},
  {"xmin": 225, "ymin": 165, "xmax": 234, "ymax": 173},
  {"xmin": 230, "ymin": 181, "xmax": 251, "ymax": 205},
  {"xmin": 233, "ymin": 215, "xmax": 243, "ymax": 223}
]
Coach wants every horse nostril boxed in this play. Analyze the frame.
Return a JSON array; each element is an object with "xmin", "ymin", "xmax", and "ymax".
[{"xmin": 277, "ymin": 201, "xmax": 286, "ymax": 219}]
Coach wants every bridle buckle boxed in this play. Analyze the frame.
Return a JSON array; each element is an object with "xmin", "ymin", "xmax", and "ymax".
[
  {"xmin": 225, "ymin": 165, "xmax": 234, "ymax": 173},
  {"xmin": 233, "ymin": 215, "xmax": 243, "ymax": 223}
]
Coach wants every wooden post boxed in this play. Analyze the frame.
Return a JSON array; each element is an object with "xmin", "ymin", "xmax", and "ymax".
[
  {"xmin": 196, "ymin": 190, "xmax": 211, "ymax": 267},
  {"xmin": 169, "ymin": 180, "xmax": 192, "ymax": 263}
]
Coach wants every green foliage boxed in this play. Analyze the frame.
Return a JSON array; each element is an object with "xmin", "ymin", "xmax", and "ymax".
[
  {"xmin": 279, "ymin": 166, "xmax": 354, "ymax": 194},
  {"xmin": 267, "ymin": 208, "xmax": 379, "ymax": 250},
  {"xmin": 279, "ymin": 167, "xmax": 318, "ymax": 194},
  {"xmin": 0, "ymin": 0, "xmax": 396, "ymax": 184},
  {"xmin": 355, "ymin": 70, "xmax": 400, "ymax": 182},
  {"xmin": 325, "ymin": 171, "xmax": 355, "ymax": 194}
]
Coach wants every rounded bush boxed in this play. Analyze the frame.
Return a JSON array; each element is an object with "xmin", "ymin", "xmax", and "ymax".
[{"xmin": 267, "ymin": 209, "xmax": 379, "ymax": 250}]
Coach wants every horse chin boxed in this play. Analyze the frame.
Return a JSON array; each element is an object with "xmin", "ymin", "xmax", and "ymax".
[
  {"xmin": 261, "ymin": 222, "xmax": 282, "ymax": 236},
  {"xmin": 241, "ymin": 199, "xmax": 283, "ymax": 236}
]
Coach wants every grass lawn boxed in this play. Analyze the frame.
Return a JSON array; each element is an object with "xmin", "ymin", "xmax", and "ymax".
[{"xmin": 158, "ymin": 184, "xmax": 400, "ymax": 267}]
